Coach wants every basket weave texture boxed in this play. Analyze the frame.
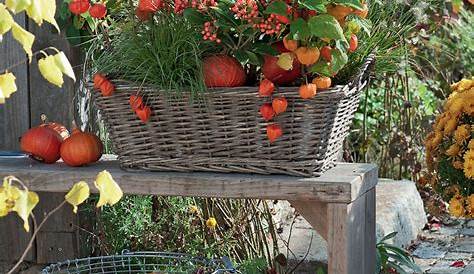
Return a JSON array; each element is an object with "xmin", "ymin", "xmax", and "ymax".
[{"xmin": 92, "ymin": 56, "xmax": 374, "ymax": 177}]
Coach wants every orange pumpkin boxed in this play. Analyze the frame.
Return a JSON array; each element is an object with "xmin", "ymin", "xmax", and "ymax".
[
  {"xmin": 21, "ymin": 127, "xmax": 62, "ymax": 164},
  {"xmin": 60, "ymin": 129, "xmax": 103, "ymax": 167},
  {"xmin": 203, "ymin": 55, "xmax": 246, "ymax": 87}
]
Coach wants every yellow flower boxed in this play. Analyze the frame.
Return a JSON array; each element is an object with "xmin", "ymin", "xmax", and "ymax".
[
  {"xmin": 65, "ymin": 181, "xmax": 90, "ymax": 214},
  {"xmin": 206, "ymin": 217, "xmax": 217, "ymax": 229},
  {"xmin": 95, "ymin": 170, "xmax": 123, "ymax": 208},
  {"xmin": 467, "ymin": 194, "xmax": 474, "ymax": 218},
  {"xmin": 444, "ymin": 118, "xmax": 459, "ymax": 136},
  {"xmin": 468, "ymin": 139, "xmax": 474, "ymax": 150},
  {"xmin": 188, "ymin": 205, "xmax": 199, "ymax": 214},
  {"xmin": 448, "ymin": 195, "xmax": 465, "ymax": 217},
  {"xmin": 431, "ymin": 131, "xmax": 443, "ymax": 147},
  {"xmin": 463, "ymin": 156, "xmax": 474, "ymax": 179},
  {"xmin": 454, "ymin": 124, "xmax": 471, "ymax": 144},
  {"xmin": 453, "ymin": 160, "xmax": 464, "ymax": 170},
  {"xmin": 445, "ymin": 143, "xmax": 461, "ymax": 157},
  {"xmin": 446, "ymin": 98, "xmax": 464, "ymax": 114}
]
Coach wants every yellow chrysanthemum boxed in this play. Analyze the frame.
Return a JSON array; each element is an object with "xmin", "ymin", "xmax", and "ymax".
[
  {"xmin": 188, "ymin": 205, "xmax": 199, "ymax": 214},
  {"xmin": 453, "ymin": 160, "xmax": 464, "ymax": 170},
  {"xmin": 466, "ymin": 194, "xmax": 474, "ymax": 218},
  {"xmin": 468, "ymin": 139, "xmax": 474, "ymax": 150},
  {"xmin": 431, "ymin": 131, "xmax": 443, "ymax": 147},
  {"xmin": 446, "ymin": 143, "xmax": 461, "ymax": 157},
  {"xmin": 463, "ymin": 161, "xmax": 474, "ymax": 179},
  {"xmin": 454, "ymin": 125, "xmax": 471, "ymax": 144},
  {"xmin": 446, "ymin": 98, "xmax": 464, "ymax": 114},
  {"xmin": 448, "ymin": 195, "xmax": 465, "ymax": 217},
  {"xmin": 206, "ymin": 217, "xmax": 217, "ymax": 229},
  {"xmin": 444, "ymin": 118, "xmax": 459, "ymax": 136}
]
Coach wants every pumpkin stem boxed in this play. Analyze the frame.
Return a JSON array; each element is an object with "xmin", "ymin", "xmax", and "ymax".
[{"xmin": 40, "ymin": 114, "xmax": 48, "ymax": 124}]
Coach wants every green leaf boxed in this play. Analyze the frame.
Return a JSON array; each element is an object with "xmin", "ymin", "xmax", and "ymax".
[
  {"xmin": 308, "ymin": 14, "xmax": 346, "ymax": 41},
  {"xmin": 315, "ymin": 267, "xmax": 325, "ymax": 274},
  {"xmin": 333, "ymin": 0, "xmax": 364, "ymax": 10},
  {"xmin": 234, "ymin": 50, "xmax": 249, "ymax": 64},
  {"xmin": 310, "ymin": 47, "xmax": 347, "ymax": 76},
  {"xmin": 183, "ymin": 8, "xmax": 207, "ymax": 25},
  {"xmin": 290, "ymin": 18, "xmax": 311, "ymax": 41},
  {"xmin": 379, "ymin": 231, "xmax": 398, "ymax": 243},
  {"xmin": 264, "ymin": 0, "xmax": 287, "ymax": 16},
  {"xmin": 246, "ymin": 50, "xmax": 261, "ymax": 65},
  {"xmin": 298, "ymin": 0, "xmax": 328, "ymax": 12},
  {"xmin": 252, "ymin": 43, "xmax": 279, "ymax": 56}
]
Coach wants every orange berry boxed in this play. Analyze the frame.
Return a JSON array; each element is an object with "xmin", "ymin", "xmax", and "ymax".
[
  {"xmin": 283, "ymin": 35, "xmax": 298, "ymax": 51},
  {"xmin": 272, "ymin": 96, "xmax": 288, "ymax": 115},
  {"xmin": 260, "ymin": 103, "xmax": 275, "ymax": 121},
  {"xmin": 266, "ymin": 123, "xmax": 283, "ymax": 143},
  {"xmin": 135, "ymin": 105, "xmax": 151, "ymax": 123},
  {"xmin": 320, "ymin": 46, "xmax": 332, "ymax": 62},
  {"xmin": 299, "ymin": 83, "xmax": 317, "ymax": 99},
  {"xmin": 294, "ymin": 47, "xmax": 320, "ymax": 66},
  {"xmin": 312, "ymin": 76, "xmax": 332, "ymax": 90},
  {"xmin": 259, "ymin": 79, "xmax": 275, "ymax": 97},
  {"xmin": 129, "ymin": 95, "xmax": 144, "ymax": 110},
  {"xmin": 349, "ymin": 34, "xmax": 358, "ymax": 53},
  {"xmin": 100, "ymin": 80, "xmax": 115, "ymax": 97}
]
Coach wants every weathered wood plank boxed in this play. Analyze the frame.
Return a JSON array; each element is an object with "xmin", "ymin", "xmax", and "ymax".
[
  {"xmin": 36, "ymin": 232, "xmax": 77, "ymax": 264},
  {"xmin": 288, "ymin": 201, "xmax": 328, "ymax": 240},
  {"xmin": 0, "ymin": 13, "xmax": 30, "ymax": 150},
  {"xmin": 326, "ymin": 188, "xmax": 376, "ymax": 274},
  {"xmin": 0, "ymin": 13, "xmax": 34, "ymax": 263},
  {"xmin": 0, "ymin": 157, "xmax": 377, "ymax": 202}
]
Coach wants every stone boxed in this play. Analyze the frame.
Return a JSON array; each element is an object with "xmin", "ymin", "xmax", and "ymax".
[
  {"xmin": 460, "ymin": 264, "xmax": 474, "ymax": 274},
  {"xmin": 269, "ymin": 178, "xmax": 427, "ymax": 264},
  {"xmin": 466, "ymin": 219, "xmax": 474, "ymax": 228},
  {"xmin": 376, "ymin": 179, "xmax": 428, "ymax": 247},
  {"xmin": 427, "ymin": 260, "xmax": 465, "ymax": 274},
  {"xmin": 459, "ymin": 228, "xmax": 474, "ymax": 237},
  {"xmin": 412, "ymin": 242, "xmax": 447, "ymax": 259},
  {"xmin": 452, "ymin": 238, "xmax": 474, "ymax": 253},
  {"xmin": 444, "ymin": 252, "xmax": 472, "ymax": 260}
]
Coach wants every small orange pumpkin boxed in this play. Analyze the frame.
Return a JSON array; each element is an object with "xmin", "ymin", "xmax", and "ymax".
[
  {"xmin": 39, "ymin": 114, "xmax": 69, "ymax": 141},
  {"xmin": 60, "ymin": 129, "xmax": 103, "ymax": 167},
  {"xmin": 21, "ymin": 127, "xmax": 62, "ymax": 164}
]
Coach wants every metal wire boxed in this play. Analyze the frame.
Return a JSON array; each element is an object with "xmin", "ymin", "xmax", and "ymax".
[{"xmin": 41, "ymin": 251, "xmax": 238, "ymax": 274}]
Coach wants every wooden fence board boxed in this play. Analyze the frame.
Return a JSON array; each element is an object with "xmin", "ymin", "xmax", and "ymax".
[{"xmin": 0, "ymin": 13, "xmax": 34, "ymax": 264}]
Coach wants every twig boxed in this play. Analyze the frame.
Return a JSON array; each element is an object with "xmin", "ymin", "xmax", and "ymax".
[{"xmin": 8, "ymin": 200, "xmax": 68, "ymax": 274}]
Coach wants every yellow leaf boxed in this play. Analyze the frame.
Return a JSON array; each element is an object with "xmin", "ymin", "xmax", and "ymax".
[
  {"xmin": 0, "ymin": 72, "xmax": 17, "ymax": 104},
  {"xmin": 26, "ymin": 0, "xmax": 43, "ymax": 26},
  {"xmin": 0, "ymin": 4, "xmax": 14, "ymax": 35},
  {"xmin": 38, "ymin": 55, "xmax": 64, "ymax": 87},
  {"xmin": 0, "ymin": 186, "xmax": 9, "ymax": 217},
  {"xmin": 11, "ymin": 22, "xmax": 35, "ymax": 61},
  {"xmin": 277, "ymin": 53, "xmax": 294, "ymax": 71},
  {"xmin": 54, "ymin": 52, "xmax": 76, "ymax": 82},
  {"xmin": 5, "ymin": 0, "xmax": 31, "ymax": 13},
  {"xmin": 12, "ymin": 189, "xmax": 39, "ymax": 232},
  {"xmin": 95, "ymin": 170, "xmax": 123, "ymax": 207},
  {"xmin": 65, "ymin": 181, "xmax": 90, "ymax": 213},
  {"xmin": 40, "ymin": 0, "xmax": 59, "ymax": 32}
]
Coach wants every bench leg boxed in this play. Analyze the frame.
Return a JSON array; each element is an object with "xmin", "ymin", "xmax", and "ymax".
[
  {"xmin": 290, "ymin": 187, "xmax": 376, "ymax": 274},
  {"xmin": 327, "ymin": 188, "xmax": 376, "ymax": 274}
]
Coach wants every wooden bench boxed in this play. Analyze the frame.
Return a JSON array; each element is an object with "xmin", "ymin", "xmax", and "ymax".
[{"xmin": 0, "ymin": 157, "xmax": 377, "ymax": 274}]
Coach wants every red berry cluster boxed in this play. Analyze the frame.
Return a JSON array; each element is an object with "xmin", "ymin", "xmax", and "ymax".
[
  {"xmin": 201, "ymin": 21, "xmax": 221, "ymax": 43},
  {"xmin": 230, "ymin": 0, "xmax": 258, "ymax": 22},
  {"xmin": 173, "ymin": 0, "xmax": 189, "ymax": 13},
  {"xmin": 174, "ymin": 0, "xmax": 216, "ymax": 14},
  {"xmin": 253, "ymin": 14, "xmax": 283, "ymax": 35}
]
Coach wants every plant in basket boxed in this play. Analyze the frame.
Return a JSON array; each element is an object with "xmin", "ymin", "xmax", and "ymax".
[
  {"xmin": 425, "ymin": 77, "xmax": 474, "ymax": 218},
  {"xmin": 87, "ymin": 0, "xmax": 375, "ymax": 176}
]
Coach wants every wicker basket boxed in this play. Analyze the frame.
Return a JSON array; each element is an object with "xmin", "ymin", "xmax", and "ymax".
[{"xmin": 92, "ymin": 55, "xmax": 374, "ymax": 177}]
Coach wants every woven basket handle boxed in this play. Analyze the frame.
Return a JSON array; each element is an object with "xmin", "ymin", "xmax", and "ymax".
[{"xmin": 345, "ymin": 53, "xmax": 376, "ymax": 97}]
